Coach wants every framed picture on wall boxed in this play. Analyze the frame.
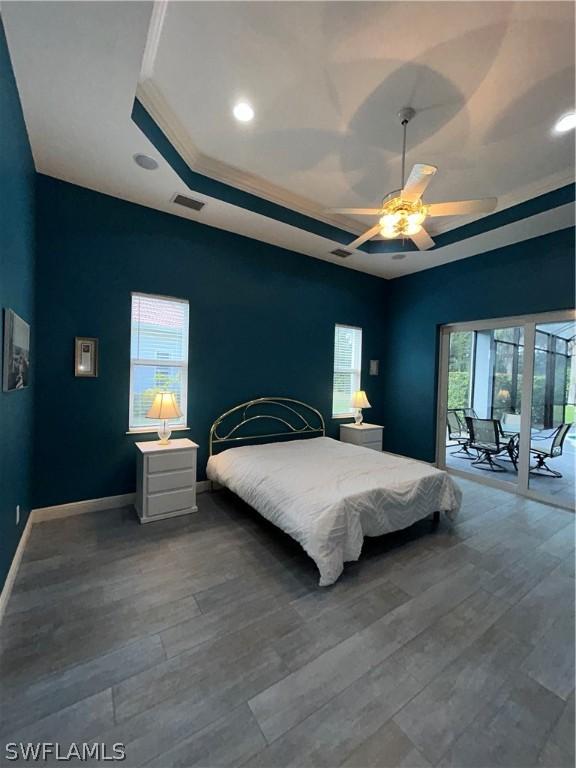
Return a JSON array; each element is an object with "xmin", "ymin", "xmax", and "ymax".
[
  {"xmin": 75, "ymin": 337, "xmax": 99, "ymax": 377},
  {"xmin": 3, "ymin": 309, "xmax": 30, "ymax": 392}
]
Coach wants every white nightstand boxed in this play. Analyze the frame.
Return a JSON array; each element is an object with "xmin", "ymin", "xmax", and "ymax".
[
  {"xmin": 339, "ymin": 423, "xmax": 384, "ymax": 452},
  {"xmin": 135, "ymin": 438, "xmax": 198, "ymax": 523}
]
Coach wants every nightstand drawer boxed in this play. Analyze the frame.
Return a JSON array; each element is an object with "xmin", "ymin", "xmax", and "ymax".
[
  {"xmin": 148, "ymin": 450, "xmax": 194, "ymax": 474},
  {"xmin": 148, "ymin": 488, "xmax": 196, "ymax": 518},
  {"xmin": 340, "ymin": 423, "xmax": 384, "ymax": 451},
  {"xmin": 148, "ymin": 469, "xmax": 195, "ymax": 494},
  {"xmin": 341, "ymin": 429, "xmax": 383, "ymax": 446}
]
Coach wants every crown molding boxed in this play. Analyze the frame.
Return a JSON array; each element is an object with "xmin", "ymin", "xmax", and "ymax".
[
  {"xmin": 138, "ymin": 74, "xmax": 575, "ymax": 248},
  {"xmin": 140, "ymin": 0, "xmax": 168, "ymax": 82},
  {"xmin": 136, "ymin": 79, "xmax": 364, "ymax": 237},
  {"xmin": 427, "ymin": 169, "xmax": 576, "ymax": 238},
  {"xmin": 136, "ymin": 0, "xmax": 574, "ymax": 256},
  {"xmin": 137, "ymin": 3, "xmax": 364, "ymax": 236}
]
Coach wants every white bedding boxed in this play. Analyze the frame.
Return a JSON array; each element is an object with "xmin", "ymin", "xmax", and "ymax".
[{"xmin": 207, "ymin": 437, "xmax": 461, "ymax": 586}]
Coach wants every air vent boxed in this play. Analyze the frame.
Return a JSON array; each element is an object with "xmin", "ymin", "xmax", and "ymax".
[
  {"xmin": 330, "ymin": 248, "xmax": 352, "ymax": 258},
  {"xmin": 172, "ymin": 194, "xmax": 205, "ymax": 212}
]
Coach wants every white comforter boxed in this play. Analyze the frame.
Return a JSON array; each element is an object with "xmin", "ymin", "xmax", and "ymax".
[{"xmin": 207, "ymin": 437, "xmax": 461, "ymax": 586}]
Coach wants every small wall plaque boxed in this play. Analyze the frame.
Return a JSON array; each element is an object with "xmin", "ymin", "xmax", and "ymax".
[
  {"xmin": 75, "ymin": 337, "xmax": 98, "ymax": 377},
  {"xmin": 369, "ymin": 359, "xmax": 379, "ymax": 376}
]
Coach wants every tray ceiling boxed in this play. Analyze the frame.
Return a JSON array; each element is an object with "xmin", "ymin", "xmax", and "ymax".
[{"xmin": 2, "ymin": 1, "xmax": 574, "ymax": 278}]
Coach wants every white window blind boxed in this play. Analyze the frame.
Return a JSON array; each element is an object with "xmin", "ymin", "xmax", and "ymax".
[
  {"xmin": 332, "ymin": 324, "xmax": 362, "ymax": 417},
  {"xmin": 129, "ymin": 293, "xmax": 189, "ymax": 431}
]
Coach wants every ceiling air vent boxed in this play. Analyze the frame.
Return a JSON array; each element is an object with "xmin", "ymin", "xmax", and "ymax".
[
  {"xmin": 330, "ymin": 248, "xmax": 352, "ymax": 259},
  {"xmin": 172, "ymin": 194, "xmax": 205, "ymax": 212}
]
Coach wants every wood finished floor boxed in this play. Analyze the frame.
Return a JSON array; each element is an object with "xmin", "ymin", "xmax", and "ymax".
[{"xmin": 1, "ymin": 479, "xmax": 574, "ymax": 767}]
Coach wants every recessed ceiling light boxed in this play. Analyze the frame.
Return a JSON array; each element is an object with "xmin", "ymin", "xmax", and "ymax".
[
  {"xmin": 233, "ymin": 102, "xmax": 255, "ymax": 123},
  {"xmin": 133, "ymin": 153, "xmax": 159, "ymax": 170},
  {"xmin": 554, "ymin": 112, "xmax": 576, "ymax": 133}
]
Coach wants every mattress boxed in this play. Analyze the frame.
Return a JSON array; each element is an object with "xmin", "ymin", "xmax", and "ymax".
[{"xmin": 207, "ymin": 436, "xmax": 461, "ymax": 586}]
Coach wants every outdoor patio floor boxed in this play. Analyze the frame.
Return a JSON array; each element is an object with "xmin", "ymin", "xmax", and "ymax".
[{"xmin": 446, "ymin": 434, "xmax": 575, "ymax": 509}]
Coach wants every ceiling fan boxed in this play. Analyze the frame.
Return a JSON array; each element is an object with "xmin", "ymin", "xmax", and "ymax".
[{"xmin": 329, "ymin": 108, "xmax": 497, "ymax": 252}]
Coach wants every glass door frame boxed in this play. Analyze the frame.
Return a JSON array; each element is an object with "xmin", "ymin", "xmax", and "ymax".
[{"xmin": 436, "ymin": 308, "xmax": 575, "ymax": 511}]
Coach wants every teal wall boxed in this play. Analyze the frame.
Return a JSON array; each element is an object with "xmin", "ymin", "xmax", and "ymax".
[
  {"xmin": 0, "ymin": 20, "xmax": 35, "ymax": 589},
  {"xmin": 382, "ymin": 227, "xmax": 576, "ymax": 461},
  {"xmin": 34, "ymin": 176, "xmax": 389, "ymax": 508},
  {"xmin": 33, "ymin": 173, "xmax": 576, "ymax": 510}
]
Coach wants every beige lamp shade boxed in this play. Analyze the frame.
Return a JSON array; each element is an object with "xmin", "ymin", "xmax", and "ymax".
[
  {"xmin": 146, "ymin": 392, "xmax": 182, "ymax": 420},
  {"xmin": 351, "ymin": 390, "xmax": 371, "ymax": 409}
]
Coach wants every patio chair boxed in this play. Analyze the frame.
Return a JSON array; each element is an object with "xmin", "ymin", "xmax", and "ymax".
[
  {"xmin": 530, "ymin": 423, "xmax": 572, "ymax": 478},
  {"xmin": 500, "ymin": 412, "xmax": 521, "ymax": 435},
  {"xmin": 465, "ymin": 416, "xmax": 515, "ymax": 472},
  {"xmin": 447, "ymin": 409, "xmax": 475, "ymax": 459}
]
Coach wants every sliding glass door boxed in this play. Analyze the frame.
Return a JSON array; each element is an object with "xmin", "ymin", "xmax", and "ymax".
[
  {"xmin": 438, "ymin": 310, "xmax": 575, "ymax": 510},
  {"xmin": 444, "ymin": 325, "xmax": 523, "ymax": 487},
  {"xmin": 528, "ymin": 320, "xmax": 575, "ymax": 508}
]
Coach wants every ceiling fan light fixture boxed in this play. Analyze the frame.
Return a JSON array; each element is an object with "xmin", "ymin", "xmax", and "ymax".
[
  {"xmin": 404, "ymin": 221, "xmax": 424, "ymax": 236},
  {"xmin": 407, "ymin": 209, "xmax": 427, "ymax": 227},
  {"xmin": 379, "ymin": 198, "xmax": 427, "ymax": 238},
  {"xmin": 324, "ymin": 107, "xmax": 496, "ymax": 253},
  {"xmin": 379, "ymin": 220, "xmax": 399, "ymax": 239}
]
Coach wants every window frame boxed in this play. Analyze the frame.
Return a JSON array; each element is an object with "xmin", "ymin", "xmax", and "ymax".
[
  {"xmin": 332, "ymin": 323, "xmax": 363, "ymax": 419},
  {"xmin": 128, "ymin": 292, "xmax": 190, "ymax": 434}
]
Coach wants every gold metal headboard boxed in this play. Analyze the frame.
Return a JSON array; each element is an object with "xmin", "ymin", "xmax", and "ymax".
[{"xmin": 209, "ymin": 397, "xmax": 325, "ymax": 456}]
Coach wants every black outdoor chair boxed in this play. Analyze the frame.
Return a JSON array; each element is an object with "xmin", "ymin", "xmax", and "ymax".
[
  {"xmin": 465, "ymin": 416, "xmax": 515, "ymax": 472},
  {"xmin": 530, "ymin": 423, "xmax": 572, "ymax": 478},
  {"xmin": 447, "ymin": 409, "xmax": 475, "ymax": 459}
]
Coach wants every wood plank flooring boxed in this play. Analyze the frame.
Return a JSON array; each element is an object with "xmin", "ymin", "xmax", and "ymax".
[{"xmin": 0, "ymin": 478, "xmax": 574, "ymax": 767}]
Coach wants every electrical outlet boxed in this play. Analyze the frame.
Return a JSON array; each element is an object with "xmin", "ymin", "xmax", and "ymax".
[{"xmin": 16, "ymin": 505, "xmax": 20, "ymax": 525}]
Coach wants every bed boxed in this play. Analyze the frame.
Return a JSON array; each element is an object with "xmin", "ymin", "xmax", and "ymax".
[{"xmin": 206, "ymin": 398, "xmax": 462, "ymax": 586}]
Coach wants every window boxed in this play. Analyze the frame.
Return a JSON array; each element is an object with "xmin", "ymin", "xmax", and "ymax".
[
  {"xmin": 129, "ymin": 293, "xmax": 189, "ymax": 431},
  {"xmin": 332, "ymin": 324, "xmax": 362, "ymax": 417}
]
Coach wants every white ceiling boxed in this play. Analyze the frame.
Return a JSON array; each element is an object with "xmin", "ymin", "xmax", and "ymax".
[
  {"xmin": 2, "ymin": 1, "xmax": 574, "ymax": 279},
  {"xmin": 152, "ymin": 1, "xmax": 574, "ymax": 213}
]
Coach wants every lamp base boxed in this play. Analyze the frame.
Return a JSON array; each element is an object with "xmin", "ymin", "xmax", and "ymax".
[
  {"xmin": 157, "ymin": 424, "xmax": 172, "ymax": 444},
  {"xmin": 354, "ymin": 409, "xmax": 363, "ymax": 425}
]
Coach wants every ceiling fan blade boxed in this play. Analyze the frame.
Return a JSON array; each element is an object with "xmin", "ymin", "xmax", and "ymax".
[
  {"xmin": 410, "ymin": 227, "xmax": 435, "ymax": 251},
  {"xmin": 427, "ymin": 198, "xmax": 497, "ymax": 217},
  {"xmin": 328, "ymin": 208, "xmax": 382, "ymax": 215},
  {"xmin": 346, "ymin": 224, "xmax": 381, "ymax": 251},
  {"xmin": 402, "ymin": 164, "xmax": 437, "ymax": 202}
]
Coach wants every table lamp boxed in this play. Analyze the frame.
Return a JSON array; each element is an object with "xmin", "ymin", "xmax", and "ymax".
[
  {"xmin": 351, "ymin": 390, "xmax": 371, "ymax": 425},
  {"xmin": 146, "ymin": 392, "xmax": 182, "ymax": 444}
]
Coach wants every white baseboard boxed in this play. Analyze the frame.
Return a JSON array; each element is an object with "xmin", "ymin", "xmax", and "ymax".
[
  {"xmin": 32, "ymin": 493, "xmax": 136, "ymax": 522},
  {"xmin": 32, "ymin": 482, "xmax": 211, "ymax": 523},
  {"xmin": 0, "ymin": 482, "xmax": 213, "ymax": 623},
  {"xmin": 0, "ymin": 513, "xmax": 32, "ymax": 625}
]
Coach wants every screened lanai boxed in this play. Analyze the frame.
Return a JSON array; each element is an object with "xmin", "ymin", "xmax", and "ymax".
[{"xmin": 445, "ymin": 319, "xmax": 575, "ymax": 508}]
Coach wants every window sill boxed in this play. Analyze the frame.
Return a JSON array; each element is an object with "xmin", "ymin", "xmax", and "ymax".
[
  {"xmin": 126, "ymin": 426, "xmax": 190, "ymax": 435},
  {"xmin": 332, "ymin": 414, "xmax": 355, "ymax": 420}
]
